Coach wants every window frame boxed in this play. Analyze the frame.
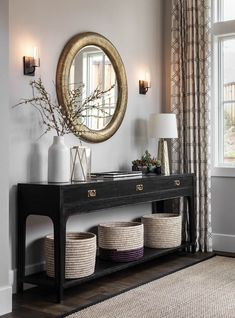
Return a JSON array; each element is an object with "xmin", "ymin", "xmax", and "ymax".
[{"xmin": 212, "ymin": 1, "xmax": 235, "ymax": 177}]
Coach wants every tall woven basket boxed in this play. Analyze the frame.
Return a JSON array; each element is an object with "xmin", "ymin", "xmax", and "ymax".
[
  {"xmin": 45, "ymin": 232, "xmax": 96, "ymax": 279},
  {"xmin": 98, "ymin": 221, "xmax": 144, "ymax": 262},
  {"xmin": 142, "ymin": 214, "xmax": 182, "ymax": 248}
]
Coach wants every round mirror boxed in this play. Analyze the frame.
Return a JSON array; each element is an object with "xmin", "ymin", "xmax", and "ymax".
[{"xmin": 56, "ymin": 32, "xmax": 128, "ymax": 142}]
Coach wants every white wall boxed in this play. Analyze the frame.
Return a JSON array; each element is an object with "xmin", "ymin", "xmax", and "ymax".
[
  {"xmin": 9, "ymin": 0, "xmax": 163, "ymax": 291},
  {"xmin": 0, "ymin": 0, "xmax": 12, "ymax": 315}
]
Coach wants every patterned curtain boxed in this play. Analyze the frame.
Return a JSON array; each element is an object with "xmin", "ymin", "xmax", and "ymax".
[{"xmin": 171, "ymin": 0, "xmax": 212, "ymax": 252}]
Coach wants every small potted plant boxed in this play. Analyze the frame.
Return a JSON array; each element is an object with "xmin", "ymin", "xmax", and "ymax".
[
  {"xmin": 132, "ymin": 150, "xmax": 158, "ymax": 174},
  {"xmin": 132, "ymin": 159, "xmax": 143, "ymax": 171}
]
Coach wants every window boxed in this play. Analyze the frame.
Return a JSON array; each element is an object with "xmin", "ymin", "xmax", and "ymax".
[
  {"xmin": 217, "ymin": 0, "xmax": 235, "ymax": 22},
  {"xmin": 69, "ymin": 45, "xmax": 117, "ymax": 131},
  {"xmin": 218, "ymin": 38, "xmax": 235, "ymax": 164},
  {"xmin": 212, "ymin": 1, "xmax": 235, "ymax": 174},
  {"xmin": 83, "ymin": 50, "xmax": 116, "ymax": 130}
]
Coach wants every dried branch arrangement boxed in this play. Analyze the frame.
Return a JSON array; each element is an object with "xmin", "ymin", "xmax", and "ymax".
[{"xmin": 14, "ymin": 78, "xmax": 115, "ymax": 137}]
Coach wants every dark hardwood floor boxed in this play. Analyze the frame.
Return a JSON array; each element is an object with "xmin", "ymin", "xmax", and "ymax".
[{"xmin": 3, "ymin": 252, "xmax": 215, "ymax": 318}]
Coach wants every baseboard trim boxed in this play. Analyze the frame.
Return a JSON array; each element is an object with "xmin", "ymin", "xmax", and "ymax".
[
  {"xmin": 212, "ymin": 233, "xmax": 235, "ymax": 253},
  {"xmin": 0, "ymin": 285, "xmax": 12, "ymax": 315},
  {"xmin": 11, "ymin": 261, "xmax": 45, "ymax": 294}
]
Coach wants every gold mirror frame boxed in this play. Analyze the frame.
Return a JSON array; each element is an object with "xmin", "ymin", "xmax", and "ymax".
[{"xmin": 56, "ymin": 32, "xmax": 128, "ymax": 143}]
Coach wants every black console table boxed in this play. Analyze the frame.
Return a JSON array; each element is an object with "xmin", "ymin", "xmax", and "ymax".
[{"xmin": 17, "ymin": 173, "xmax": 196, "ymax": 302}]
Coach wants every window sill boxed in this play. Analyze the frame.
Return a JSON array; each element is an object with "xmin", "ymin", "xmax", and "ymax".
[{"xmin": 212, "ymin": 166, "xmax": 235, "ymax": 177}]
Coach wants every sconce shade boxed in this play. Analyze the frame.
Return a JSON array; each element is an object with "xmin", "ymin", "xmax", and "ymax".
[
  {"xmin": 139, "ymin": 72, "xmax": 151, "ymax": 94},
  {"xmin": 149, "ymin": 113, "xmax": 178, "ymax": 139},
  {"xmin": 23, "ymin": 56, "xmax": 40, "ymax": 76},
  {"xmin": 139, "ymin": 80, "xmax": 149, "ymax": 94},
  {"xmin": 23, "ymin": 47, "xmax": 40, "ymax": 76}
]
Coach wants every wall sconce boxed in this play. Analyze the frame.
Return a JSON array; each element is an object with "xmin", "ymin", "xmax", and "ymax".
[
  {"xmin": 139, "ymin": 72, "xmax": 151, "ymax": 94},
  {"xmin": 23, "ymin": 47, "xmax": 40, "ymax": 76}
]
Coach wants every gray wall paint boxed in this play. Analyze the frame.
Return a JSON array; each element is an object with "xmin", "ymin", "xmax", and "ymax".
[
  {"xmin": 9, "ymin": 0, "xmax": 163, "ymax": 278},
  {"xmin": 0, "ymin": 0, "xmax": 12, "ymax": 314},
  {"xmin": 0, "ymin": 0, "xmax": 10, "ymax": 286},
  {"xmin": 211, "ymin": 177, "xmax": 235, "ymax": 252},
  {"xmin": 211, "ymin": 178, "xmax": 235, "ymax": 234}
]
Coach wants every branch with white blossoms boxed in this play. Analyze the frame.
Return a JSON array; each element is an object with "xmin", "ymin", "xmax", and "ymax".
[{"xmin": 14, "ymin": 78, "xmax": 116, "ymax": 138}]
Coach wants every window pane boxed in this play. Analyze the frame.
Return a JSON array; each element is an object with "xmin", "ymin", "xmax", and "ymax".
[
  {"xmin": 220, "ymin": 0, "xmax": 235, "ymax": 21},
  {"xmin": 221, "ymin": 38, "xmax": 235, "ymax": 163},
  {"xmin": 224, "ymin": 102, "xmax": 235, "ymax": 162},
  {"xmin": 82, "ymin": 50, "xmax": 116, "ymax": 131}
]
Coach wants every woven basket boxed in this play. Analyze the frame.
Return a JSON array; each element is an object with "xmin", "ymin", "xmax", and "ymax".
[
  {"xmin": 98, "ymin": 221, "xmax": 144, "ymax": 262},
  {"xmin": 142, "ymin": 214, "xmax": 182, "ymax": 248},
  {"xmin": 45, "ymin": 232, "xmax": 96, "ymax": 279}
]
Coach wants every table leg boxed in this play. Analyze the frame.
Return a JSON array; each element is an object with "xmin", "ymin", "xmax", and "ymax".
[
  {"xmin": 53, "ymin": 216, "xmax": 66, "ymax": 303},
  {"xmin": 187, "ymin": 195, "xmax": 197, "ymax": 253},
  {"xmin": 17, "ymin": 193, "xmax": 27, "ymax": 294},
  {"xmin": 152, "ymin": 201, "xmax": 165, "ymax": 213}
]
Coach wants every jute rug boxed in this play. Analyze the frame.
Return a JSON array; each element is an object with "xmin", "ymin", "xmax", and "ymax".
[{"xmin": 66, "ymin": 256, "xmax": 235, "ymax": 318}]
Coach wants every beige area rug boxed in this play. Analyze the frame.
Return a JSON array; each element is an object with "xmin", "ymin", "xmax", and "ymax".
[{"xmin": 66, "ymin": 256, "xmax": 235, "ymax": 318}]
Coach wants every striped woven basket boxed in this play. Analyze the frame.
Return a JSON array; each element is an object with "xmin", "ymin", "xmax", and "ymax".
[
  {"xmin": 98, "ymin": 221, "xmax": 144, "ymax": 262},
  {"xmin": 45, "ymin": 232, "xmax": 96, "ymax": 279},
  {"xmin": 142, "ymin": 214, "xmax": 182, "ymax": 248}
]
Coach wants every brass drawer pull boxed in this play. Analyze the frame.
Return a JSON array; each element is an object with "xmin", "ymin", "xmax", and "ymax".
[
  {"xmin": 88, "ymin": 189, "xmax": 96, "ymax": 198},
  {"xmin": 174, "ymin": 180, "xmax": 181, "ymax": 186},
  {"xmin": 136, "ymin": 184, "xmax": 144, "ymax": 192}
]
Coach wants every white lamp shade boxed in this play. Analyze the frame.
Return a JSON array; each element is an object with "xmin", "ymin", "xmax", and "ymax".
[{"xmin": 149, "ymin": 113, "xmax": 178, "ymax": 139}]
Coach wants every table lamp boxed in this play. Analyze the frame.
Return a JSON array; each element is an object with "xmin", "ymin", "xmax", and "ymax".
[{"xmin": 149, "ymin": 113, "xmax": 178, "ymax": 175}]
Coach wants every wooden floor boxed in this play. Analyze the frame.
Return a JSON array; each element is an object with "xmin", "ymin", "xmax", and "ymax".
[{"xmin": 3, "ymin": 252, "xmax": 215, "ymax": 318}]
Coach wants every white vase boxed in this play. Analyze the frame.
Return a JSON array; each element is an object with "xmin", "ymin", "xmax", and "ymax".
[{"xmin": 48, "ymin": 136, "xmax": 70, "ymax": 183}]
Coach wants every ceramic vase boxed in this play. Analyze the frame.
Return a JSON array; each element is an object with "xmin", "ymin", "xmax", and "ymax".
[{"xmin": 48, "ymin": 136, "xmax": 70, "ymax": 183}]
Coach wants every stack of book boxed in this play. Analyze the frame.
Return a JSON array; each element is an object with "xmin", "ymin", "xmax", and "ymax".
[{"xmin": 91, "ymin": 171, "xmax": 143, "ymax": 180}]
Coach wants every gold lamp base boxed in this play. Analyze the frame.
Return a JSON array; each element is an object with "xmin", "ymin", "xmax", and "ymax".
[{"xmin": 157, "ymin": 139, "xmax": 170, "ymax": 176}]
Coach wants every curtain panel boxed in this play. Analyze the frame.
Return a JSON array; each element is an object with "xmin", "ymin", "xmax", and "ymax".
[{"xmin": 171, "ymin": 0, "xmax": 212, "ymax": 252}]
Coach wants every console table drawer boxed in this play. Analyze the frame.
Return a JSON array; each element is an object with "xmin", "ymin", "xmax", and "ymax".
[
  {"xmin": 118, "ymin": 179, "xmax": 147, "ymax": 196},
  {"xmin": 151, "ymin": 176, "xmax": 193, "ymax": 191},
  {"xmin": 158, "ymin": 176, "xmax": 193, "ymax": 190},
  {"xmin": 118, "ymin": 176, "xmax": 192, "ymax": 197},
  {"xmin": 63, "ymin": 183, "xmax": 118, "ymax": 203}
]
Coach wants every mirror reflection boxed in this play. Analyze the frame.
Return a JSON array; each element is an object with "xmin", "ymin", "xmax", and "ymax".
[
  {"xmin": 69, "ymin": 45, "xmax": 117, "ymax": 131},
  {"xmin": 56, "ymin": 32, "xmax": 128, "ymax": 143}
]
